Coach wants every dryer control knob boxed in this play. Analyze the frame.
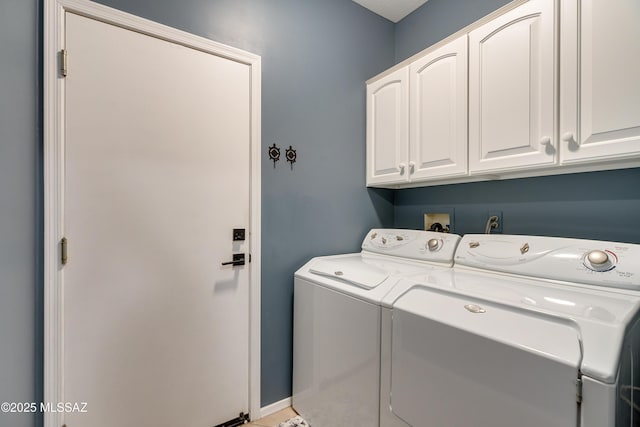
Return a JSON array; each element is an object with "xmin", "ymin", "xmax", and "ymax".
[
  {"xmin": 585, "ymin": 250, "xmax": 613, "ymax": 271},
  {"xmin": 427, "ymin": 238, "xmax": 441, "ymax": 252}
]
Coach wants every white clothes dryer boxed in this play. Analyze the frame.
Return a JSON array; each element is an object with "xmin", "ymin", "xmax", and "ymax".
[
  {"xmin": 292, "ymin": 229, "xmax": 461, "ymax": 427},
  {"xmin": 380, "ymin": 234, "xmax": 640, "ymax": 427}
]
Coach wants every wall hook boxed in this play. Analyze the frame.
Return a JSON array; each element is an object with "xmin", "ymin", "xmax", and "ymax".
[
  {"xmin": 268, "ymin": 143, "xmax": 280, "ymax": 168},
  {"xmin": 285, "ymin": 145, "xmax": 297, "ymax": 170}
]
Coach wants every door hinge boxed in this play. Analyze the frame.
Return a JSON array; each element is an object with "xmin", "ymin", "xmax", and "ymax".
[
  {"xmin": 61, "ymin": 237, "xmax": 68, "ymax": 266},
  {"xmin": 576, "ymin": 377, "xmax": 583, "ymax": 403},
  {"xmin": 59, "ymin": 49, "xmax": 68, "ymax": 77}
]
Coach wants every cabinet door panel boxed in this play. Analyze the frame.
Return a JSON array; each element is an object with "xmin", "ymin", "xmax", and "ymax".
[
  {"xmin": 469, "ymin": 0, "xmax": 555, "ymax": 174},
  {"xmin": 367, "ymin": 68, "xmax": 409, "ymax": 186},
  {"xmin": 561, "ymin": 0, "xmax": 640, "ymax": 163},
  {"xmin": 410, "ymin": 35, "xmax": 468, "ymax": 181}
]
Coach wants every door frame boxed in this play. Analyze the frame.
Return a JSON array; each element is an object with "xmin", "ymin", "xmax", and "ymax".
[{"xmin": 43, "ymin": 1, "xmax": 262, "ymax": 426}]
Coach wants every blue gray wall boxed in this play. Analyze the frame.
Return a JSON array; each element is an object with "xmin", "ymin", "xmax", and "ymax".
[
  {"xmin": 395, "ymin": 169, "xmax": 640, "ymax": 243},
  {"xmin": 0, "ymin": 1, "xmax": 42, "ymax": 427},
  {"xmin": 0, "ymin": 0, "xmax": 395, "ymax": 419},
  {"xmin": 395, "ymin": 0, "xmax": 512, "ymax": 62},
  {"xmin": 3, "ymin": 0, "xmax": 638, "ymax": 424},
  {"xmin": 393, "ymin": 0, "xmax": 640, "ymax": 244}
]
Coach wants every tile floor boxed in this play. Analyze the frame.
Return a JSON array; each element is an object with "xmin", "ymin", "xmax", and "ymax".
[{"xmin": 247, "ymin": 407, "xmax": 298, "ymax": 427}]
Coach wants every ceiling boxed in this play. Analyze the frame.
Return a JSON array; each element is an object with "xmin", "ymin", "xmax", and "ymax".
[{"xmin": 352, "ymin": 0, "xmax": 429, "ymax": 23}]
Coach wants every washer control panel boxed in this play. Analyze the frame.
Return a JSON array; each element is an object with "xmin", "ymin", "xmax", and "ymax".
[
  {"xmin": 362, "ymin": 229, "xmax": 461, "ymax": 265},
  {"xmin": 455, "ymin": 235, "xmax": 640, "ymax": 290}
]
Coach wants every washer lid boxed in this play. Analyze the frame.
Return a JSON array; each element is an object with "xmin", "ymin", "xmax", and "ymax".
[
  {"xmin": 310, "ymin": 258, "xmax": 390, "ymax": 289},
  {"xmin": 394, "ymin": 286, "xmax": 582, "ymax": 367},
  {"xmin": 446, "ymin": 269, "xmax": 640, "ymax": 383},
  {"xmin": 391, "ymin": 287, "xmax": 581, "ymax": 427},
  {"xmin": 391, "ymin": 269, "xmax": 640, "ymax": 383}
]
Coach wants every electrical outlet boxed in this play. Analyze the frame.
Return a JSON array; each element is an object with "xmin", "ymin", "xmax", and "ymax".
[{"xmin": 487, "ymin": 211, "xmax": 503, "ymax": 233}]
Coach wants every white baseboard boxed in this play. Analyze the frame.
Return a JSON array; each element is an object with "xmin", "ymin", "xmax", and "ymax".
[{"xmin": 259, "ymin": 396, "xmax": 292, "ymax": 418}]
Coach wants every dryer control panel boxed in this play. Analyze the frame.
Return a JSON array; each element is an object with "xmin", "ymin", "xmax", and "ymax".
[
  {"xmin": 362, "ymin": 229, "xmax": 461, "ymax": 265},
  {"xmin": 455, "ymin": 234, "xmax": 640, "ymax": 290}
]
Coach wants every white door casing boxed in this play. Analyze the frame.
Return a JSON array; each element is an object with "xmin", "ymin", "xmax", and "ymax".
[{"xmin": 43, "ymin": 1, "xmax": 261, "ymax": 426}]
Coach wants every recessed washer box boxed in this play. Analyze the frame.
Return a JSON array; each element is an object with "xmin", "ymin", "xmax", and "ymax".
[{"xmin": 424, "ymin": 209, "xmax": 454, "ymax": 233}]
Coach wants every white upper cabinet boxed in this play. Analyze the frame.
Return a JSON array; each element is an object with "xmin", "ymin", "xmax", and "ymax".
[
  {"xmin": 468, "ymin": 0, "xmax": 556, "ymax": 174},
  {"xmin": 366, "ymin": 67, "xmax": 409, "ymax": 186},
  {"xmin": 410, "ymin": 35, "xmax": 468, "ymax": 181},
  {"xmin": 560, "ymin": 0, "xmax": 640, "ymax": 164},
  {"xmin": 365, "ymin": 0, "xmax": 640, "ymax": 188}
]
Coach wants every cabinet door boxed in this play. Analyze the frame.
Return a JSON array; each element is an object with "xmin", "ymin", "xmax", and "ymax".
[
  {"xmin": 366, "ymin": 67, "xmax": 409, "ymax": 186},
  {"xmin": 469, "ymin": 0, "xmax": 556, "ymax": 174},
  {"xmin": 409, "ymin": 35, "xmax": 468, "ymax": 181},
  {"xmin": 560, "ymin": 0, "xmax": 640, "ymax": 164}
]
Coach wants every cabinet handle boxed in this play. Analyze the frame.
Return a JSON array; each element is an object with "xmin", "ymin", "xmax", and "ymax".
[
  {"xmin": 399, "ymin": 163, "xmax": 406, "ymax": 174},
  {"xmin": 539, "ymin": 136, "xmax": 552, "ymax": 147},
  {"xmin": 409, "ymin": 161, "xmax": 415, "ymax": 174},
  {"xmin": 562, "ymin": 132, "xmax": 578, "ymax": 146}
]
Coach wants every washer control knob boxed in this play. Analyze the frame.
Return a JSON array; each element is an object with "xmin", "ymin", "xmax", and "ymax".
[
  {"xmin": 588, "ymin": 250, "xmax": 608, "ymax": 265},
  {"xmin": 427, "ymin": 238, "xmax": 441, "ymax": 252},
  {"xmin": 584, "ymin": 250, "xmax": 613, "ymax": 271}
]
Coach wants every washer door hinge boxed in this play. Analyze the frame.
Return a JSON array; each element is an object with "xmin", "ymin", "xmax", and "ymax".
[
  {"xmin": 61, "ymin": 237, "xmax": 68, "ymax": 266},
  {"xmin": 59, "ymin": 49, "xmax": 68, "ymax": 77},
  {"xmin": 576, "ymin": 377, "xmax": 583, "ymax": 404}
]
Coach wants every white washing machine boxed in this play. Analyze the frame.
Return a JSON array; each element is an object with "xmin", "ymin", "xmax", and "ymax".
[
  {"xmin": 380, "ymin": 234, "xmax": 640, "ymax": 427},
  {"xmin": 292, "ymin": 228, "xmax": 461, "ymax": 427}
]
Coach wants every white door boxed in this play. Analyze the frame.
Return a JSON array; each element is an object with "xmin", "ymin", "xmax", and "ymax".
[
  {"xmin": 560, "ymin": 0, "xmax": 640, "ymax": 164},
  {"xmin": 468, "ymin": 0, "xmax": 556, "ymax": 174},
  {"xmin": 409, "ymin": 35, "xmax": 468, "ymax": 181},
  {"xmin": 63, "ymin": 12, "xmax": 252, "ymax": 427},
  {"xmin": 366, "ymin": 67, "xmax": 409, "ymax": 186}
]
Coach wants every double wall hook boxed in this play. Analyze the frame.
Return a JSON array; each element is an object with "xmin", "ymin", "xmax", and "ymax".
[{"xmin": 268, "ymin": 143, "xmax": 297, "ymax": 170}]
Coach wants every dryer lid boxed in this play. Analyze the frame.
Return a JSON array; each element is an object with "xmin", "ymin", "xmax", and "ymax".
[{"xmin": 310, "ymin": 258, "xmax": 390, "ymax": 289}]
